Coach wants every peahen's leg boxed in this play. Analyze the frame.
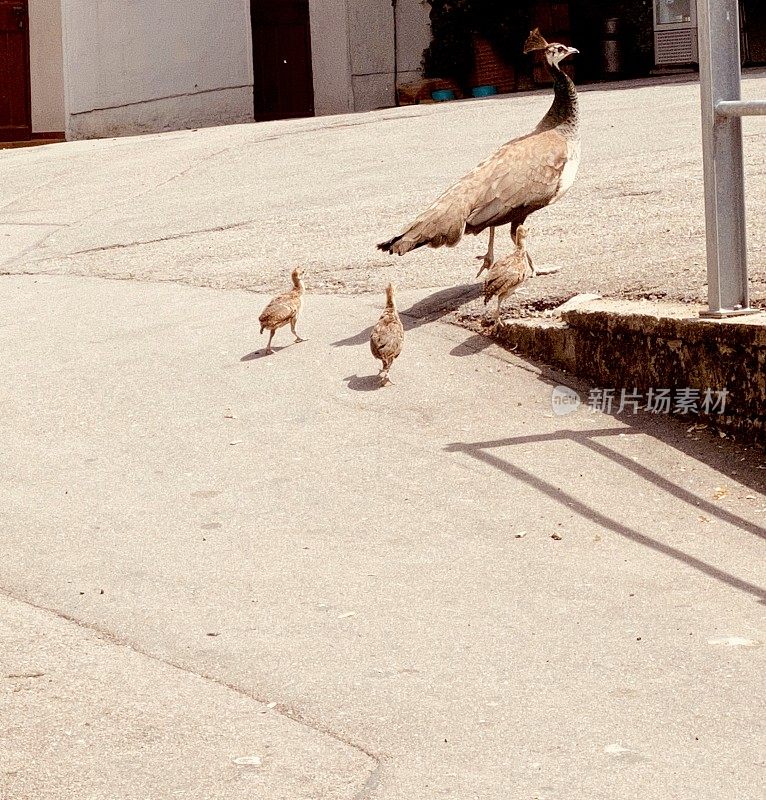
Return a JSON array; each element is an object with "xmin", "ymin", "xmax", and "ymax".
[{"xmin": 475, "ymin": 226, "xmax": 496, "ymax": 277}]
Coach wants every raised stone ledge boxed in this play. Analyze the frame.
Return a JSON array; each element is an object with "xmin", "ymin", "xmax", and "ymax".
[{"xmin": 491, "ymin": 300, "xmax": 766, "ymax": 445}]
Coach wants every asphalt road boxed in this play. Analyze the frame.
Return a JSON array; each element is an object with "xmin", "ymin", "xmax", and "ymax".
[
  {"xmin": 2, "ymin": 72, "xmax": 766, "ymax": 318},
  {"xmin": 1, "ymin": 275, "xmax": 764, "ymax": 799}
]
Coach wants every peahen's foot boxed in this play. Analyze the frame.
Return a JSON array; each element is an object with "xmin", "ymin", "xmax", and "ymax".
[{"xmin": 475, "ymin": 254, "xmax": 493, "ymax": 278}]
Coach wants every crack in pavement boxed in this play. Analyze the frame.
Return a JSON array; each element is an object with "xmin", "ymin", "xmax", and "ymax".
[
  {"xmin": 57, "ymin": 144, "xmax": 243, "ymax": 237},
  {"xmin": 0, "ymin": 585, "xmax": 386, "ymax": 796},
  {"xmin": 0, "ymin": 227, "xmax": 65, "ymax": 270},
  {"xmin": 0, "ymin": 222, "xmax": 68, "ymax": 228},
  {"xmin": 1, "ymin": 146, "xmax": 240, "ymax": 262},
  {"xmin": 65, "ymin": 220, "xmax": 256, "ymax": 256}
]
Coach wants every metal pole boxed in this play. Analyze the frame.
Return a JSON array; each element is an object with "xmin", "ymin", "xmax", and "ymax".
[
  {"xmin": 392, "ymin": 0, "xmax": 399, "ymax": 107},
  {"xmin": 697, "ymin": 0, "xmax": 758, "ymax": 318}
]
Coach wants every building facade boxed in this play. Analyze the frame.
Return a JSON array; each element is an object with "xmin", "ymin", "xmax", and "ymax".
[
  {"xmin": 2, "ymin": 1, "xmax": 764, "ymax": 143},
  {"xmin": 0, "ymin": 0, "xmax": 65, "ymax": 140},
  {"xmin": 1, "ymin": 0, "xmax": 430, "ymax": 141}
]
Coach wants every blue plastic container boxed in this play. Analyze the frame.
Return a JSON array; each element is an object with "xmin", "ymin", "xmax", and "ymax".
[
  {"xmin": 431, "ymin": 89, "xmax": 456, "ymax": 102},
  {"xmin": 472, "ymin": 85, "xmax": 498, "ymax": 98}
]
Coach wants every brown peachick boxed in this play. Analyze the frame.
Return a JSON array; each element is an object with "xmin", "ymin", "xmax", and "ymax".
[
  {"xmin": 258, "ymin": 268, "xmax": 306, "ymax": 354},
  {"xmin": 378, "ymin": 29, "xmax": 580, "ymax": 274},
  {"xmin": 484, "ymin": 225, "xmax": 530, "ymax": 325},
  {"xmin": 370, "ymin": 283, "xmax": 404, "ymax": 386}
]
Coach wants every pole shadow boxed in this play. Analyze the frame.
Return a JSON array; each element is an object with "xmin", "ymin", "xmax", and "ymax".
[
  {"xmin": 445, "ymin": 426, "xmax": 766, "ymax": 604},
  {"xmin": 488, "ymin": 348, "xmax": 766, "ymax": 500}
]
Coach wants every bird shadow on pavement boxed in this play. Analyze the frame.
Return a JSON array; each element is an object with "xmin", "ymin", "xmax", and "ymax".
[
  {"xmin": 450, "ymin": 333, "xmax": 494, "ymax": 357},
  {"xmin": 240, "ymin": 346, "xmax": 288, "ymax": 361},
  {"xmin": 332, "ymin": 283, "xmax": 483, "ymax": 348},
  {"xmin": 343, "ymin": 374, "xmax": 383, "ymax": 392}
]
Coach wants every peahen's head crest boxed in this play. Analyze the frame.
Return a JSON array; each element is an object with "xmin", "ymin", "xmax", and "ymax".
[{"xmin": 523, "ymin": 28, "xmax": 549, "ymax": 53}]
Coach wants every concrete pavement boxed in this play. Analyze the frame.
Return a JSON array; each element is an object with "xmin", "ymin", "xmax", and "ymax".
[
  {"xmin": 1, "ymin": 274, "xmax": 764, "ymax": 799},
  {"xmin": 1, "ymin": 72, "xmax": 765, "ymax": 312},
  {"xmin": 0, "ymin": 592, "xmax": 371, "ymax": 800}
]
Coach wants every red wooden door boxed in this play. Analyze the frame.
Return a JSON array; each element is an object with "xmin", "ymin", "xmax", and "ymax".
[
  {"xmin": 0, "ymin": 0, "xmax": 31, "ymax": 141},
  {"xmin": 251, "ymin": 0, "xmax": 314, "ymax": 121}
]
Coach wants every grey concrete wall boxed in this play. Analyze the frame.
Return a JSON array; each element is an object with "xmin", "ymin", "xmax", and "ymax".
[
  {"xmin": 396, "ymin": 0, "xmax": 432, "ymax": 75},
  {"xmin": 310, "ymin": 0, "xmax": 431, "ymax": 115},
  {"xmin": 309, "ymin": 0, "xmax": 353, "ymax": 115},
  {"xmin": 347, "ymin": 0, "xmax": 431, "ymax": 112},
  {"xmin": 28, "ymin": 0, "xmax": 65, "ymax": 133},
  {"xmin": 60, "ymin": 0, "xmax": 254, "ymax": 139}
]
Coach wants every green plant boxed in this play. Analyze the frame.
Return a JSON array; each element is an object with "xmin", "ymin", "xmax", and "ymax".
[
  {"xmin": 469, "ymin": 0, "xmax": 534, "ymax": 62},
  {"xmin": 422, "ymin": 0, "xmax": 535, "ymax": 84},
  {"xmin": 604, "ymin": 0, "xmax": 653, "ymax": 75},
  {"xmin": 422, "ymin": 0, "xmax": 474, "ymax": 84}
]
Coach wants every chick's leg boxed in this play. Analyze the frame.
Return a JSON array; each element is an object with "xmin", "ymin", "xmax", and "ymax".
[
  {"xmin": 264, "ymin": 329, "xmax": 276, "ymax": 354},
  {"xmin": 475, "ymin": 226, "xmax": 496, "ymax": 277},
  {"xmin": 290, "ymin": 316, "xmax": 306, "ymax": 343},
  {"xmin": 380, "ymin": 358, "xmax": 394, "ymax": 386}
]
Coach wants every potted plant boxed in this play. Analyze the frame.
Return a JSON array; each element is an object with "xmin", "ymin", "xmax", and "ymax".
[
  {"xmin": 422, "ymin": 0, "xmax": 536, "ymax": 95},
  {"xmin": 422, "ymin": 0, "xmax": 475, "ymax": 90}
]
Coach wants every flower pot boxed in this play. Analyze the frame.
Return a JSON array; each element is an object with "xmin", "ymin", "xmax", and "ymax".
[
  {"xmin": 471, "ymin": 85, "xmax": 498, "ymax": 97},
  {"xmin": 398, "ymin": 78, "xmax": 462, "ymax": 106}
]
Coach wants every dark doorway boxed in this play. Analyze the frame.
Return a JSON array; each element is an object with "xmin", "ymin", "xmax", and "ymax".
[
  {"xmin": 742, "ymin": 0, "xmax": 766, "ymax": 64},
  {"xmin": 0, "ymin": 0, "xmax": 32, "ymax": 141},
  {"xmin": 250, "ymin": 0, "xmax": 315, "ymax": 122}
]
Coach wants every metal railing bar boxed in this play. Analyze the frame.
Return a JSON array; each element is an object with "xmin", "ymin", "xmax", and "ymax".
[{"xmin": 716, "ymin": 100, "xmax": 766, "ymax": 117}]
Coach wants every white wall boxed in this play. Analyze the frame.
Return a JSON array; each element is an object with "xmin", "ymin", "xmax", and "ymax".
[
  {"xmin": 60, "ymin": 0, "xmax": 254, "ymax": 139},
  {"xmin": 55, "ymin": 0, "xmax": 432, "ymax": 138},
  {"xmin": 28, "ymin": 0, "xmax": 65, "ymax": 133}
]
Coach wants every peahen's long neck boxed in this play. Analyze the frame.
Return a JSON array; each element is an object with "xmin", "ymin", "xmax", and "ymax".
[{"xmin": 534, "ymin": 63, "xmax": 579, "ymax": 139}]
